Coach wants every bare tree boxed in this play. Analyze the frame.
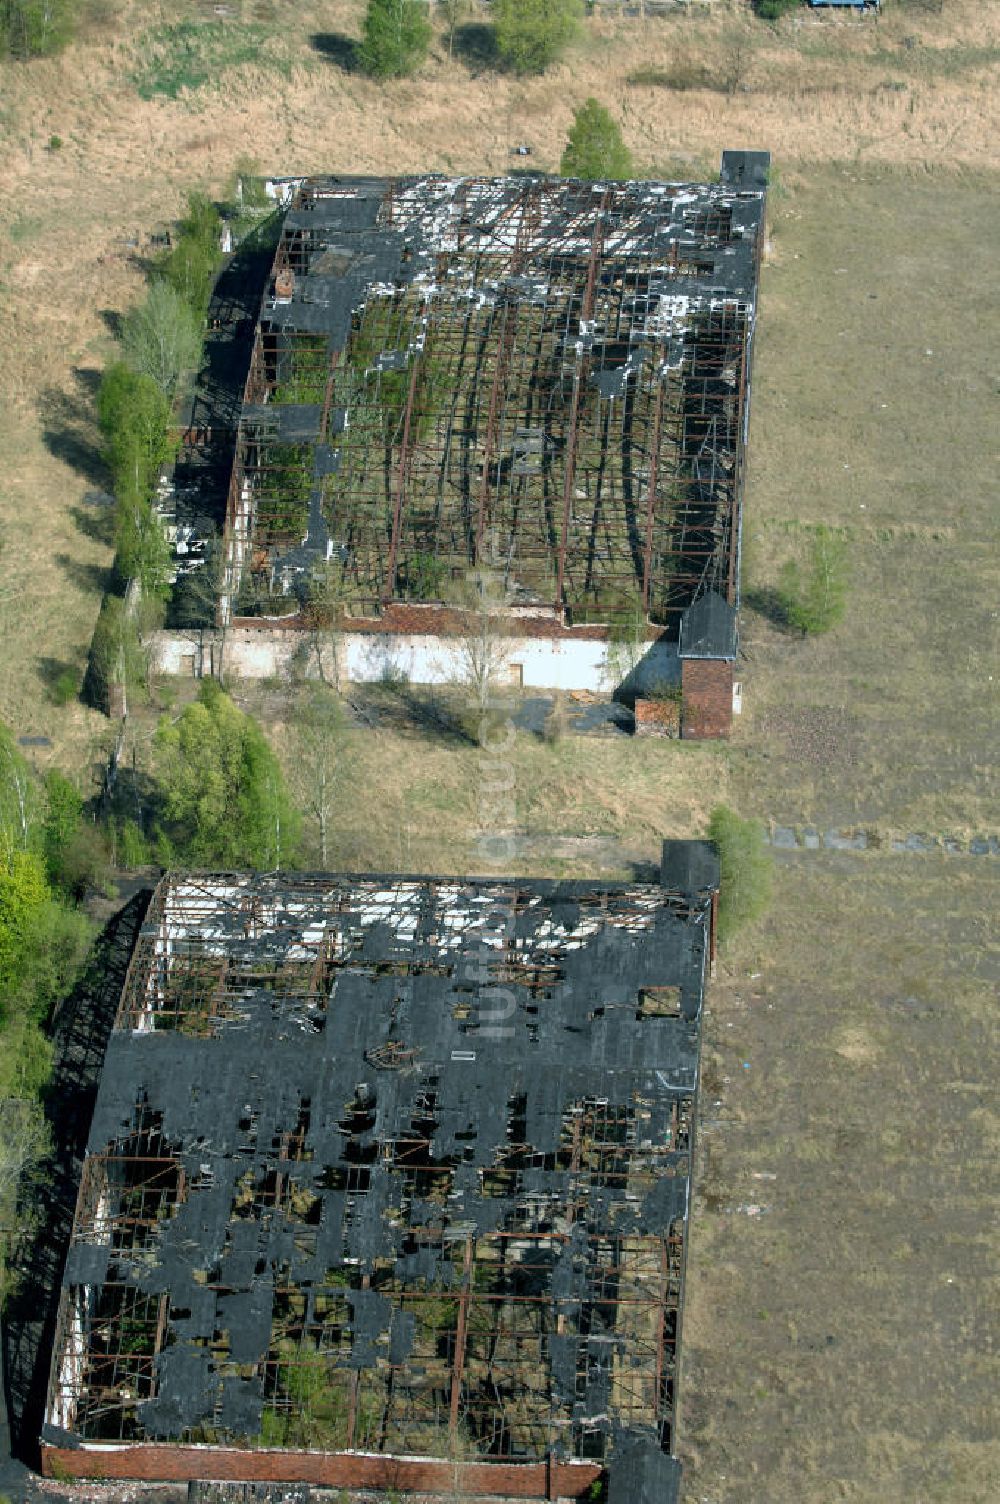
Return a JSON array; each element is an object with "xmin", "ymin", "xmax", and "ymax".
[
  {"xmin": 0, "ymin": 1099, "xmax": 49, "ymax": 1213},
  {"xmin": 451, "ymin": 568, "xmax": 515, "ymax": 722},
  {"xmin": 297, "ymin": 560, "xmax": 346, "ymax": 691},
  {"xmin": 289, "ymin": 686, "xmax": 342, "ymax": 868},
  {"xmin": 0, "ymin": 727, "xmax": 39, "ymax": 850}
]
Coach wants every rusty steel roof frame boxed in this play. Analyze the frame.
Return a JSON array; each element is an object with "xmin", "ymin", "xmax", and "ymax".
[{"xmin": 215, "ymin": 164, "xmax": 767, "ymax": 639}]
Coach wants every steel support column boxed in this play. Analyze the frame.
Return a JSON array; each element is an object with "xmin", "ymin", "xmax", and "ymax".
[
  {"xmin": 473, "ymin": 305, "xmax": 517, "ymax": 566},
  {"xmin": 641, "ymin": 362, "xmax": 667, "ymax": 613},
  {"xmin": 383, "ymin": 351, "xmax": 423, "ymax": 603},
  {"xmin": 727, "ymin": 316, "xmax": 750, "ymax": 606},
  {"xmin": 448, "ymin": 1234, "xmax": 474, "ymax": 1444},
  {"xmin": 555, "ymin": 200, "xmax": 606, "ymax": 609}
]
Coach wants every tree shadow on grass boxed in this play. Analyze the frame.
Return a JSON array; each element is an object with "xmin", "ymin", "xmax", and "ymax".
[
  {"xmin": 742, "ymin": 584, "xmax": 792, "ymax": 631},
  {"xmin": 309, "ymin": 32, "xmax": 361, "ymax": 72},
  {"xmin": 69, "ymin": 500, "xmax": 116, "ymax": 547},
  {"xmin": 38, "ymin": 380, "xmax": 108, "ymax": 488},
  {"xmin": 37, "ymin": 655, "xmax": 84, "ymax": 706},
  {"xmin": 54, "ymin": 552, "xmax": 114, "ymax": 596},
  {"xmin": 453, "ymin": 23, "xmax": 500, "ymax": 73},
  {"xmin": 98, "ymin": 307, "xmax": 124, "ymax": 340}
]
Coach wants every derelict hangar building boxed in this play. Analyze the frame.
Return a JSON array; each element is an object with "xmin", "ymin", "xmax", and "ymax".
[
  {"xmin": 43, "ymin": 843, "xmax": 720, "ymax": 1502},
  {"xmin": 159, "ymin": 151, "xmax": 769, "ymax": 737}
]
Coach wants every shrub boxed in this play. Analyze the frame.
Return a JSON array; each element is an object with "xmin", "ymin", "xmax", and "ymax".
[
  {"xmin": 159, "ymin": 192, "xmax": 222, "ymax": 317},
  {"xmin": 52, "ymin": 824, "xmax": 109, "ymax": 901},
  {"xmin": 560, "ymin": 98, "xmax": 633, "ymax": 181},
  {"xmin": 50, "ymin": 666, "xmax": 79, "ymax": 705},
  {"xmin": 117, "ymin": 819, "xmax": 151, "ymax": 869},
  {"xmin": 41, "ymin": 771, "xmax": 83, "ymax": 885},
  {"xmin": 776, "ymin": 525, "xmax": 849, "ymax": 635},
  {"xmin": 707, "ymin": 805, "xmax": 772, "ymax": 945},
  {"xmin": 493, "ymin": 0, "xmax": 583, "ymax": 77},
  {"xmin": 152, "ymin": 680, "xmax": 301, "ymax": 868},
  {"xmin": 402, "ymin": 551, "xmax": 448, "ymax": 601},
  {"xmin": 756, "ymin": 0, "xmax": 800, "ymax": 19},
  {"xmin": 359, "ymin": 0, "xmax": 432, "ymax": 80},
  {"xmin": 97, "ymin": 363, "xmax": 176, "ymax": 506}
]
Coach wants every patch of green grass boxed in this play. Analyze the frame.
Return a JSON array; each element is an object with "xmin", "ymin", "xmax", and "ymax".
[
  {"xmin": 6, "ymin": 213, "xmax": 43, "ymax": 244},
  {"xmin": 627, "ymin": 61, "xmax": 729, "ymax": 93},
  {"xmin": 868, "ymin": 41, "xmax": 1000, "ymax": 80},
  {"xmin": 131, "ymin": 20, "xmax": 288, "ymax": 101}
]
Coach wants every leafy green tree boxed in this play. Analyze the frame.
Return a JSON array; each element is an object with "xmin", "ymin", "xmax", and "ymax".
[
  {"xmin": 1, "ymin": 0, "xmax": 75, "ymax": 59},
  {"xmin": 777, "ymin": 525, "xmax": 849, "ymax": 635},
  {"xmin": 707, "ymin": 805, "xmax": 772, "ymax": 945},
  {"xmin": 87, "ymin": 594, "xmax": 148, "ymax": 711},
  {"xmin": 0, "ymin": 843, "xmax": 89, "ymax": 1021},
  {"xmin": 0, "ymin": 719, "xmax": 95, "ymax": 1307},
  {"xmin": 153, "ymin": 680, "xmax": 300, "ymax": 869},
  {"xmin": 0, "ymin": 850, "xmax": 49, "ymax": 1014},
  {"xmin": 560, "ymin": 98, "xmax": 633, "ymax": 181},
  {"xmin": 97, "ymin": 363, "xmax": 176, "ymax": 504},
  {"xmin": 117, "ymin": 501, "xmax": 172, "ymax": 599},
  {"xmin": 159, "ymin": 192, "xmax": 222, "ymax": 317},
  {"xmin": 41, "ymin": 771, "xmax": 82, "ymax": 884},
  {"xmin": 121, "ymin": 280, "xmax": 204, "ymax": 399},
  {"xmin": 96, "ymin": 363, "xmax": 175, "ymax": 595},
  {"xmin": 492, "ymin": 0, "xmax": 583, "ymax": 76},
  {"xmin": 359, "ymin": 0, "xmax": 432, "ymax": 80}
]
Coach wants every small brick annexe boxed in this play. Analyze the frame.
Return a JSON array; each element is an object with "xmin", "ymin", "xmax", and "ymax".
[{"xmin": 681, "ymin": 659, "xmax": 733, "ymax": 740}]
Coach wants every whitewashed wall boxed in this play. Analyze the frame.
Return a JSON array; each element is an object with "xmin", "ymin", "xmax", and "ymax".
[{"xmin": 151, "ymin": 628, "xmax": 679, "ymax": 696}]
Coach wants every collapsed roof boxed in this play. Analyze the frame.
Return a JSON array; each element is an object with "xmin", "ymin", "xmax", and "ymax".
[
  {"xmin": 45, "ymin": 852, "xmax": 718, "ymax": 1499},
  {"xmin": 220, "ymin": 162, "xmax": 767, "ymax": 633}
]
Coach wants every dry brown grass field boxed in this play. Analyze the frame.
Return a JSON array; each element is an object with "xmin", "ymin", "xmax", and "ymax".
[
  {"xmin": 0, "ymin": 2, "xmax": 997, "ymax": 1500},
  {"xmin": 683, "ymin": 851, "xmax": 999, "ymax": 1502}
]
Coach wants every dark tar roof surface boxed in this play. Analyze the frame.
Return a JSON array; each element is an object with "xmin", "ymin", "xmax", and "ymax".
[
  {"xmin": 678, "ymin": 590, "xmax": 738, "ymax": 660},
  {"xmin": 49, "ymin": 855, "xmax": 719, "ymax": 1472}
]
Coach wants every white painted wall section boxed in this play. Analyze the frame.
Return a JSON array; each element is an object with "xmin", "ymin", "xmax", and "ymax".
[{"xmin": 152, "ymin": 629, "xmax": 679, "ymax": 696}]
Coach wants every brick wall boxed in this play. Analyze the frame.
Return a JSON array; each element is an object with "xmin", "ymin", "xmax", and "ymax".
[
  {"xmin": 681, "ymin": 658, "xmax": 733, "ymax": 740},
  {"xmin": 229, "ymin": 602, "xmax": 633, "ymax": 644},
  {"xmin": 39, "ymin": 1443, "xmax": 602, "ymax": 1499}
]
